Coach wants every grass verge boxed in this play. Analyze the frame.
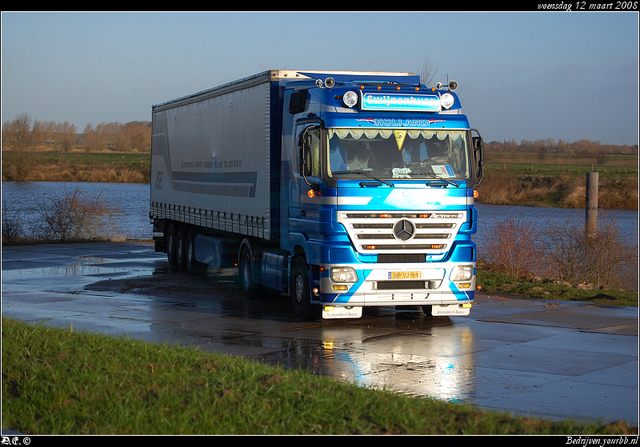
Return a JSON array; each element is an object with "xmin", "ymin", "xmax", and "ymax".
[
  {"xmin": 2, "ymin": 317, "xmax": 636, "ymax": 435},
  {"xmin": 477, "ymin": 269, "xmax": 638, "ymax": 307}
]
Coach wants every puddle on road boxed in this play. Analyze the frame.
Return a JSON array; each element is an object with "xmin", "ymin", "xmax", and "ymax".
[
  {"xmin": 3, "ymin": 264, "xmax": 147, "ymax": 283},
  {"xmin": 1, "ymin": 257, "xmax": 163, "ymax": 295},
  {"xmin": 220, "ymin": 323, "xmax": 479, "ymax": 405}
]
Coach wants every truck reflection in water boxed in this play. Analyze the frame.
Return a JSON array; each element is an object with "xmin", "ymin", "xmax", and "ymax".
[{"xmin": 255, "ymin": 319, "xmax": 476, "ymax": 404}]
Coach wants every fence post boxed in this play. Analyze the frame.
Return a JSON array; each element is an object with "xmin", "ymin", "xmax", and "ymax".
[{"xmin": 585, "ymin": 172, "xmax": 599, "ymax": 237}]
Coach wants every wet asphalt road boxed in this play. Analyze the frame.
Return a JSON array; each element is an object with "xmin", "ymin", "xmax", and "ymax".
[{"xmin": 1, "ymin": 241, "xmax": 638, "ymax": 427}]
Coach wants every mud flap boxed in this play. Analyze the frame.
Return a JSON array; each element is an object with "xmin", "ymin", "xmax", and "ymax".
[
  {"xmin": 322, "ymin": 306, "xmax": 363, "ymax": 319},
  {"xmin": 432, "ymin": 304, "xmax": 471, "ymax": 316}
]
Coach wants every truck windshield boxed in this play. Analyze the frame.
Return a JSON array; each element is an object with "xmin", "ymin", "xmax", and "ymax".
[{"xmin": 327, "ymin": 128, "xmax": 471, "ymax": 180}]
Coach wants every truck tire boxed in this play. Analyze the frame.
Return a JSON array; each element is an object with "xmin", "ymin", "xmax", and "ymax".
[
  {"xmin": 238, "ymin": 243, "xmax": 263, "ymax": 298},
  {"xmin": 166, "ymin": 223, "xmax": 178, "ymax": 266},
  {"xmin": 186, "ymin": 230, "xmax": 208, "ymax": 276},
  {"xmin": 421, "ymin": 305, "xmax": 446, "ymax": 318},
  {"xmin": 291, "ymin": 257, "xmax": 320, "ymax": 321},
  {"xmin": 238, "ymin": 245, "xmax": 254, "ymax": 291},
  {"xmin": 176, "ymin": 226, "xmax": 188, "ymax": 270}
]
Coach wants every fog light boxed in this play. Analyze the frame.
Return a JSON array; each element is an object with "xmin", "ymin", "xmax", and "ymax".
[
  {"xmin": 343, "ymin": 91, "xmax": 358, "ymax": 108},
  {"xmin": 332, "ymin": 285, "xmax": 349, "ymax": 291},
  {"xmin": 441, "ymin": 93, "xmax": 455, "ymax": 109},
  {"xmin": 457, "ymin": 283, "xmax": 472, "ymax": 289}
]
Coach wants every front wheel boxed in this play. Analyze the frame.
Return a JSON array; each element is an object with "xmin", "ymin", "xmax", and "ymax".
[
  {"xmin": 421, "ymin": 305, "xmax": 433, "ymax": 316},
  {"xmin": 421, "ymin": 305, "xmax": 447, "ymax": 318},
  {"xmin": 291, "ymin": 257, "xmax": 320, "ymax": 321}
]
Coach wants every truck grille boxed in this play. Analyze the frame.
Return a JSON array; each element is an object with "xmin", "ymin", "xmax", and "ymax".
[{"xmin": 338, "ymin": 211, "xmax": 466, "ymax": 255}]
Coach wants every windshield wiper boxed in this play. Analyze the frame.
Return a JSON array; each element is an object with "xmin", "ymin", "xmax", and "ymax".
[
  {"xmin": 333, "ymin": 170, "xmax": 394, "ymax": 188},
  {"xmin": 424, "ymin": 174, "xmax": 460, "ymax": 187}
]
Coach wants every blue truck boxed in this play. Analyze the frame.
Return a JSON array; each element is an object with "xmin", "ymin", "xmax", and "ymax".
[{"xmin": 150, "ymin": 69, "xmax": 484, "ymax": 320}]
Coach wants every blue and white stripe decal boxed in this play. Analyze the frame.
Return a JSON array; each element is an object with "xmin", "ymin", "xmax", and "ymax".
[{"xmin": 336, "ymin": 181, "xmax": 471, "ymax": 211}]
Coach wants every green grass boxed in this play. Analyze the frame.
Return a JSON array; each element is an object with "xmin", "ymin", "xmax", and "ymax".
[
  {"xmin": 2, "ymin": 317, "xmax": 636, "ymax": 435},
  {"xmin": 484, "ymin": 162, "xmax": 638, "ymax": 180},
  {"xmin": 483, "ymin": 152, "xmax": 638, "ymax": 181},
  {"xmin": 477, "ymin": 270, "xmax": 638, "ymax": 307},
  {"xmin": 32, "ymin": 151, "xmax": 151, "ymax": 170},
  {"xmin": 2, "ymin": 150, "xmax": 151, "ymax": 183}
]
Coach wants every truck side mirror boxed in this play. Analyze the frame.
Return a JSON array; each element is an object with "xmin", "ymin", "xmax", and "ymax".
[
  {"xmin": 298, "ymin": 132, "xmax": 312, "ymax": 177},
  {"xmin": 472, "ymin": 130, "xmax": 484, "ymax": 186},
  {"xmin": 297, "ymin": 130, "xmax": 315, "ymax": 190}
]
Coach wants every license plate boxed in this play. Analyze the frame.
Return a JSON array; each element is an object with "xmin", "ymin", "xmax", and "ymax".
[
  {"xmin": 388, "ymin": 271, "xmax": 421, "ymax": 279},
  {"xmin": 431, "ymin": 305, "xmax": 471, "ymax": 316}
]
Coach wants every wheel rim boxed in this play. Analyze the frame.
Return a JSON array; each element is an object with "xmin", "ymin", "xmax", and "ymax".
[
  {"xmin": 166, "ymin": 225, "xmax": 177, "ymax": 265},
  {"xmin": 294, "ymin": 274, "xmax": 305, "ymax": 304},
  {"xmin": 239, "ymin": 248, "xmax": 252, "ymax": 291},
  {"xmin": 187, "ymin": 239, "xmax": 194, "ymax": 271}
]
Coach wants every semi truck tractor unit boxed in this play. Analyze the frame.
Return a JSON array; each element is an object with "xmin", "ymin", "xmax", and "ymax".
[{"xmin": 150, "ymin": 69, "xmax": 484, "ymax": 320}]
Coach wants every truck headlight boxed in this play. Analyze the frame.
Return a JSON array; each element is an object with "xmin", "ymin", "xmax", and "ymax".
[
  {"xmin": 343, "ymin": 91, "xmax": 358, "ymax": 108},
  {"xmin": 450, "ymin": 265, "xmax": 474, "ymax": 282},
  {"xmin": 440, "ymin": 93, "xmax": 455, "ymax": 110},
  {"xmin": 331, "ymin": 267, "xmax": 358, "ymax": 283}
]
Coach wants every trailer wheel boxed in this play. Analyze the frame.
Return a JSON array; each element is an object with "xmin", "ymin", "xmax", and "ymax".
[
  {"xmin": 186, "ymin": 230, "xmax": 207, "ymax": 276},
  {"xmin": 166, "ymin": 223, "xmax": 178, "ymax": 266},
  {"xmin": 291, "ymin": 257, "xmax": 320, "ymax": 321},
  {"xmin": 238, "ymin": 245, "xmax": 255, "ymax": 293},
  {"xmin": 176, "ymin": 227, "xmax": 188, "ymax": 270}
]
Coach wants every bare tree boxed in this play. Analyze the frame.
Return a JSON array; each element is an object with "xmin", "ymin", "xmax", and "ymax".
[
  {"xmin": 2, "ymin": 113, "xmax": 42, "ymax": 182},
  {"xmin": 57, "ymin": 121, "xmax": 78, "ymax": 152},
  {"xmin": 420, "ymin": 55, "xmax": 438, "ymax": 86},
  {"xmin": 80, "ymin": 123, "xmax": 99, "ymax": 151}
]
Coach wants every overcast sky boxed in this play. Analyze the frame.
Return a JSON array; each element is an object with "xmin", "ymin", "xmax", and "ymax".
[{"xmin": 2, "ymin": 11, "xmax": 638, "ymax": 145}]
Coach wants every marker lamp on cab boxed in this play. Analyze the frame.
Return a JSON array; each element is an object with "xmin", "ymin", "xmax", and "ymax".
[
  {"xmin": 450, "ymin": 265, "xmax": 474, "ymax": 282},
  {"xmin": 331, "ymin": 267, "xmax": 358, "ymax": 283},
  {"xmin": 343, "ymin": 91, "xmax": 358, "ymax": 108}
]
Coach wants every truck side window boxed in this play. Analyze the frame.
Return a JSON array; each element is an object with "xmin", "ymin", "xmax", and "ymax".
[
  {"xmin": 308, "ymin": 128, "xmax": 321, "ymax": 178},
  {"xmin": 297, "ymin": 124, "xmax": 321, "ymax": 178}
]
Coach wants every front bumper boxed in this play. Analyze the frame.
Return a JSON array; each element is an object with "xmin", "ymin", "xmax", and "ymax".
[{"xmin": 317, "ymin": 261, "xmax": 475, "ymax": 308}]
